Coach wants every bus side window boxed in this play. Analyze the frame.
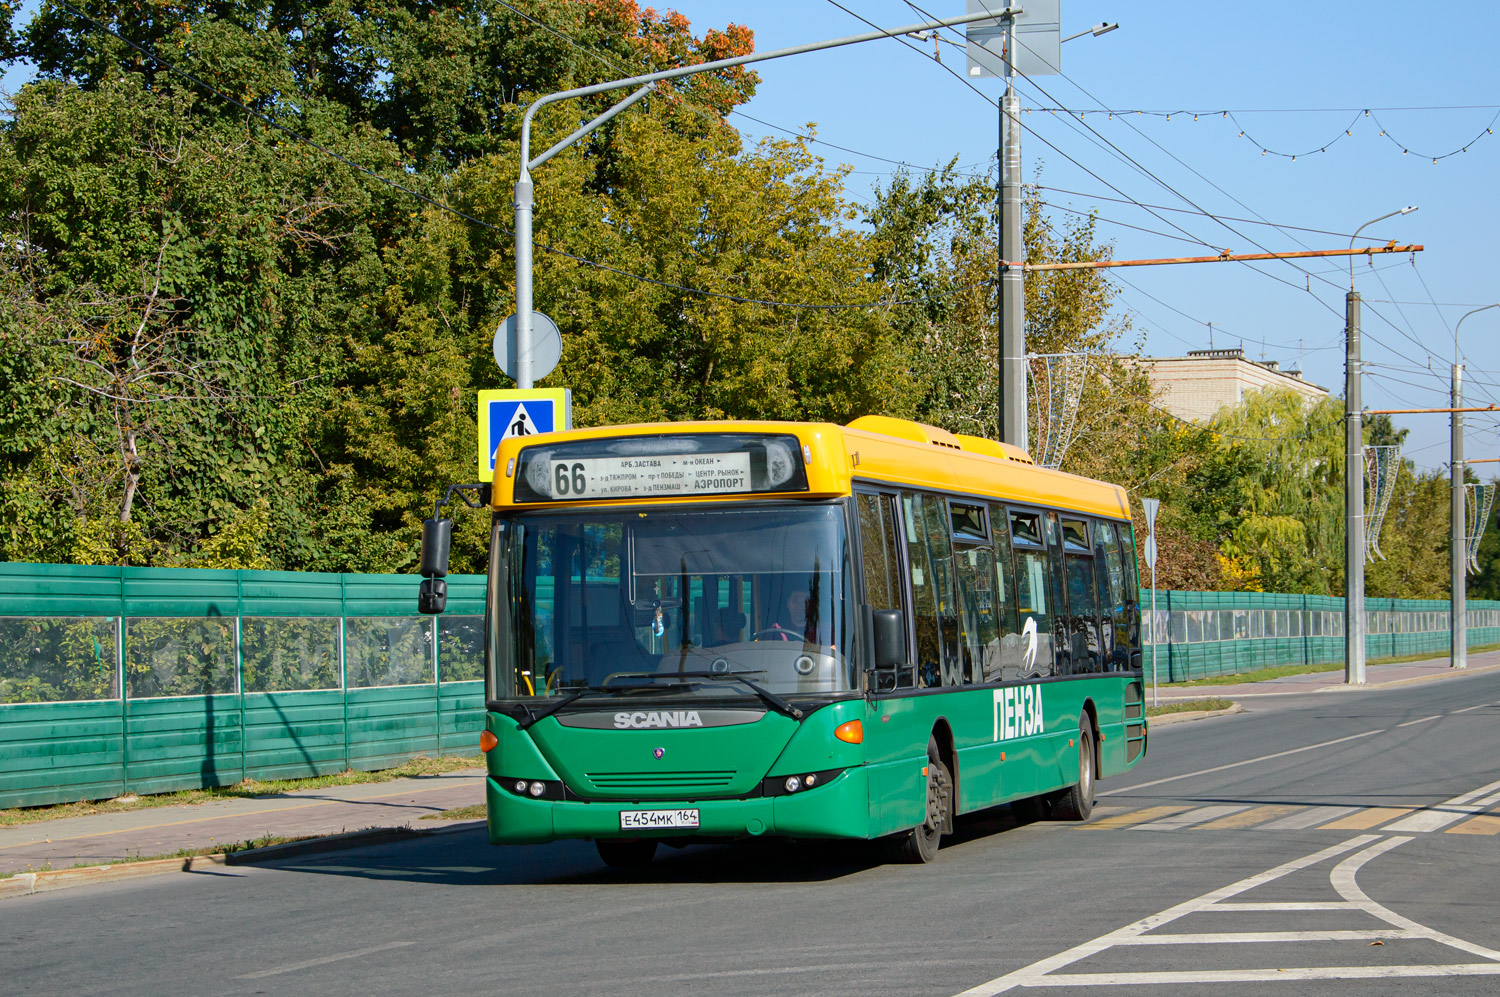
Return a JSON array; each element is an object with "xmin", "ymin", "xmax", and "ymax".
[
  {"xmin": 1117, "ymin": 521, "xmax": 1142, "ymax": 668},
  {"xmin": 901, "ymin": 493, "xmax": 944, "ymax": 688},
  {"xmin": 919, "ymin": 493, "xmax": 965, "ymax": 686},
  {"xmin": 986, "ymin": 503, "xmax": 1019, "ymax": 683},
  {"xmin": 1061, "ymin": 517, "xmax": 1101, "ymax": 675},
  {"xmin": 1096, "ymin": 520, "xmax": 1128, "ymax": 670},
  {"xmin": 857, "ymin": 493, "xmax": 909, "ymax": 688},
  {"xmin": 949, "ymin": 501, "xmax": 993, "ymax": 685},
  {"xmin": 1044, "ymin": 512, "xmax": 1070, "ymax": 676},
  {"xmin": 1007, "ymin": 509, "xmax": 1055, "ymax": 679}
]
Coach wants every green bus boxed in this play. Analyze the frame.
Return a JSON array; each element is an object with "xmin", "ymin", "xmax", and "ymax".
[{"xmin": 419, "ymin": 415, "xmax": 1147, "ymax": 865}]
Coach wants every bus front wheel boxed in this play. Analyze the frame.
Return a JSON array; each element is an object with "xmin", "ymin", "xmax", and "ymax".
[
  {"xmin": 597, "ymin": 838, "xmax": 657, "ymax": 868},
  {"xmin": 1051, "ymin": 715, "xmax": 1096, "ymax": 821},
  {"xmin": 896, "ymin": 737, "xmax": 952, "ymax": 864}
]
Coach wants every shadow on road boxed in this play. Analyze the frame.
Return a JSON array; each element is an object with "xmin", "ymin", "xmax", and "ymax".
[{"xmin": 261, "ymin": 806, "xmax": 1038, "ymax": 888}]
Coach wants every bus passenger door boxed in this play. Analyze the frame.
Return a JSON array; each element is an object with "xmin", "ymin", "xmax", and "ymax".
[{"xmin": 856, "ymin": 491, "xmax": 926, "ymax": 837}]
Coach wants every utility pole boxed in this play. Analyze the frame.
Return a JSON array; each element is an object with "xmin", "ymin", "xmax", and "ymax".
[
  {"xmin": 1452, "ymin": 362, "xmax": 1466, "ymax": 669},
  {"xmin": 1345, "ymin": 288, "xmax": 1366, "ymax": 684},
  {"xmin": 1341, "ymin": 206, "xmax": 1416, "ymax": 684},
  {"xmin": 998, "ymin": 10, "xmax": 1027, "ymax": 451}
]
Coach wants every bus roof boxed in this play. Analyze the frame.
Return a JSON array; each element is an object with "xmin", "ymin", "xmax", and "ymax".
[{"xmin": 490, "ymin": 416, "xmax": 1131, "ymax": 521}]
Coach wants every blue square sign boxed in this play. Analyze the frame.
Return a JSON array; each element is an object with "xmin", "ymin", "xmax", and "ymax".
[{"xmin": 477, "ymin": 388, "xmax": 572, "ymax": 480}]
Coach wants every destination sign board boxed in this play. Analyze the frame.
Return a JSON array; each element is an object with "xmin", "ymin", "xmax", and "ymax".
[{"xmin": 548, "ymin": 452, "xmax": 753, "ymax": 500}]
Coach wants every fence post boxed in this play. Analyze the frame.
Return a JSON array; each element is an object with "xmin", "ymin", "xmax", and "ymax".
[
  {"xmin": 340, "ymin": 614, "xmax": 350, "ymax": 773},
  {"xmin": 433, "ymin": 615, "xmax": 443, "ymax": 757},
  {"xmin": 118, "ymin": 614, "xmax": 129, "ymax": 795}
]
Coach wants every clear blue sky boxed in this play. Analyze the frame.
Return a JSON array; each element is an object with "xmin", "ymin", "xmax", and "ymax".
[
  {"xmin": 667, "ymin": 0, "xmax": 1500, "ymax": 473},
  {"xmin": 7, "ymin": 2, "xmax": 1497, "ymax": 471}
]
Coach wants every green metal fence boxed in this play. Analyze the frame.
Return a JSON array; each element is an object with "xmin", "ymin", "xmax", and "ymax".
[
  {"xmin": 1140, "ymin": 589, "xmax": 1500, "ymax": 683},
  {"xmin": 5, "ymin": 563, "xmax": 1500, "ymax": 808},
  {"xmin": 0, "ymin": 563, "xmax": 488, "ymax": 809}
]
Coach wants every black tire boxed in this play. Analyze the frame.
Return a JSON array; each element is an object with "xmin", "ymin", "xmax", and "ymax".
[
  {"xmin": 895, "ymin": 736, "xmax": 952, "ymax": 864},
  {"xmin": 1051, "ymin": 715, "xmax": 1096, "ymax": 821},
  {"xmin": 596, "ymin": 838, "xmax": 658, "ymax": 869}
]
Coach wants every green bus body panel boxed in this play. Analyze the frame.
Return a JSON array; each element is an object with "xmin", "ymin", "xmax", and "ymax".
[{"xmin": 482, "ymin": 676, "xmax": 1147, "ymax": 845}]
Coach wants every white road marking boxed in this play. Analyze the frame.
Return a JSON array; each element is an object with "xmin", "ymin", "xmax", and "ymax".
[
  {"xmin": 1026, "ymin": 965, "xmax": 1500, "ymax": 986},
  {"xmin": 951, "ymin": 835, "xmax": 1379, "ymax": 996},
  {"xmin": 1259, "ymin": 805, "xmax": 1361, "ymax": 830},
  {"xmin": 1396, "ymin": 714, "xmax": 1441, "ymax": 727},
  {"xmin": 1329, "ymin": 834, "xmax": 1500, "ymax": 960},
  {"xmin": 1136, "ymin": 805, "xmax": 1251, "ymax": 830},
  {"xmin": 236, "ymin": 941, "xmax": 415, "ymax": 979},
  {"xmin": 1384, "ymin": 777, "xmax": 1500, "ymax": 833},
  {"xmin": 1118, "ymin": 930, "xmax": 1411, "ymax": 945},
  {"xmin": 953, "ymin": 782, "xmax": 1500, "ymax": 997},
  {"xmin": 1099, "ymin": 729, "xmax": 1383, "ymax": 796},
  {"xmin": 1452, "ymin": 703, "xmax": 1494, "ymax": 714}
]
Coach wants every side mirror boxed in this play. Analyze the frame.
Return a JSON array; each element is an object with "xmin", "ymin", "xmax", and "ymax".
[
  {"xmin": 420, "ymin": 517, "xmax": 453, "ymax": 579},
  {"xmin": 418, "ymin": 578, "xmax": 448, "ymax": 615},
  {"xmin": 871, "ymin": 609, "xmax": 907, "ymax": 669}
]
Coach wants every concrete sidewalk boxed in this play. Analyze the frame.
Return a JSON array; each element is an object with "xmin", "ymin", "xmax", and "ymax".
[
  {"xmin": 0, "ymin": 767, "xmax": 486, "ymax": 879},
  {"xmin": 1150, "ymin": 647, "xmax": 1500, "ymax": 700}
]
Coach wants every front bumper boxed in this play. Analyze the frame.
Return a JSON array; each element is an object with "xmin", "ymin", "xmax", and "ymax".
[{"xmin": 485, "ymin": 767, "xmax": 871, "ymax": 844}]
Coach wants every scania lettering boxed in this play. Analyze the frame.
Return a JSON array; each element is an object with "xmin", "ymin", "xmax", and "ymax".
[{"xmin": 421, "ymin": 418, "xmax": 1148, "ymax": 868}]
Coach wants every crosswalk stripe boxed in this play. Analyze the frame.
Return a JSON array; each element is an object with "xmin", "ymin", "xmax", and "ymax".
[
  {"xmin": 1318, "ymin": 807, "xmax": 1414, "ymax": 830},
  {"xmin": 1446, "ymin": 815, "xmax": 1500, "ymax": 836},
  {"xmin": 1137, "ymin": 805, "xmax": 1252, "ymax": 830},
  {"xmin": 1259, "ymin": 806, "xmax": 1361, "ymax": 830},
  {"xmin": 1197, "ymin": 804, "xmax": 1303, "ymax": 830},
  {"xmin": 1385, "ymin": 785, "xmax": 1500, "ymax": 833},
  {"xmin": 1085, "ymin": 805, "xmax": 1190, "ymax": 829}
]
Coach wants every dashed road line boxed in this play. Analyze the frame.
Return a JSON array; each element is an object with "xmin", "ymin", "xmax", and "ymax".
[
  {"xmin": 1259, "ymin": 805, "xmax": 1361, "ymax": 830},
  {"xmin": 1318, "ymin": 806, "xmax": 1413, "ymax": 830},
  {"xmin": 1196, "ymin": 804, "xmax": 1301, "ymax": 829},
  {"xmin": 1396, "ymin": 714, "xmax": 1442, "ymax": 728},
  {"xmin": 1136, "ymin": 805, "xmax": 1250, "ymax": 830}
]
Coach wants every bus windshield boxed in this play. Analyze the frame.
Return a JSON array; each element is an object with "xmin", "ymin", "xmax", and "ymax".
[{"xmin": 494, "ymin": 504, "xmax": 855, "ymax": 701}]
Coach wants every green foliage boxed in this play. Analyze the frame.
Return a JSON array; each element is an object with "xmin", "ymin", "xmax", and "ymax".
[{"xmin": 0, "ymin": 618, "xmax": 117, "ymax": 703}]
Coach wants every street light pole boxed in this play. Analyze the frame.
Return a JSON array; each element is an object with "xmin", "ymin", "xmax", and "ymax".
[
  {"xmin": 1450, "ymin": 302, "xmax": 1499, "ymax": 668},
  {"xmin": 1344, "ymin": 206, "xmax": 1417, "ymax": 685},
  {"xmin": 998, "ymin": 17, "xmax": 1118, "ymax": 451},
  {"xmin": 510, "ymin": 9, "xmax": 1013, "ymax": 389}
]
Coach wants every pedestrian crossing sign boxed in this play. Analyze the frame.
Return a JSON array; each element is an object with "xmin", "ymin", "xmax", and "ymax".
[{"xmin": 477, "ymin": 388, "xmax": 572, "ymax": 481}]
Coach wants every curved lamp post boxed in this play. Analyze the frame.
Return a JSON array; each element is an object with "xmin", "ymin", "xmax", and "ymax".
[
  {"xmin": 1344, "ymin": 206, "xmax": 1418, "ymax": 684},
  {"xmin": 1450, "ymin": 302, "xmax": 1500, "ymax": 669}
]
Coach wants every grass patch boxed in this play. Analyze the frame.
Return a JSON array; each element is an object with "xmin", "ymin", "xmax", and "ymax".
[
  {"xmin": 0, "ymin": 754, "xmax": 482, "ymax": 829},
  {"xmin": 1151, "ymin": 662, "xmax": 1344, "ymax": 688},
  {"xmin": 422, "ymin": 804, "xmax": 486, "ymax": 821},
  {"xmin": 1146, "ymin": 697, "xmax": 1234, "ymax": 717}
]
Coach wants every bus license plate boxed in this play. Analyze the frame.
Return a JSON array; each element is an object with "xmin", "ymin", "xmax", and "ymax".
[{"xmin": 619, "ymin": 809, "xmax": 700, "ymax": 830}]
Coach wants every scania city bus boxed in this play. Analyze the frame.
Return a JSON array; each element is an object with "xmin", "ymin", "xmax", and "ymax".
[{"xmin": 418, "ymin": 416, "xmax": 1147, "ymax": 865}]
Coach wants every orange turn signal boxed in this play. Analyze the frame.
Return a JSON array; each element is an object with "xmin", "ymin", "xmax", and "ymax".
[
  {"xmin": 479, "ymin": 730, "xmax": 498, "ymax": 753},
  {"xmin": 834, "ymin": 719, "xmax": 863, "ymax": 744}
]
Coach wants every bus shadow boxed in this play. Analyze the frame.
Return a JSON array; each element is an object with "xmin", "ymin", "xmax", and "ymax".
[{"xmin": 262, "ymin": 825, "xmax": 892, "ymax": 887}]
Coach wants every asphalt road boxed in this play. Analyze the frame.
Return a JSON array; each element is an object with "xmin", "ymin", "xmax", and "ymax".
[{"xmin": 5, "ymin": 670, "xmax": 1499, "ymax": 996}]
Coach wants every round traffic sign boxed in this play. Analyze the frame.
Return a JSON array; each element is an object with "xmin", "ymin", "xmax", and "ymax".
[{"xmin": 494, "ymin": 312, "xmax": 562, "ymax": 381}]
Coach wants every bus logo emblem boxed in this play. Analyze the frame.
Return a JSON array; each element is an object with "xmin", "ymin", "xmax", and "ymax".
[{"xmin": 653, "ymin": 747, "xmax": 665, "ymax": 759}]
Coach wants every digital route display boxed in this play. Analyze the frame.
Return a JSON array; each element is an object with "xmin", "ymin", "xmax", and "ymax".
[{"xmin": 548, "ymin": 453, "xmax": 754, "ymax": 499}]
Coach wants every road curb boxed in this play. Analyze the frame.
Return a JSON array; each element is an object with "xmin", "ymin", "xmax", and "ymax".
[
  {"xmin": 1312, "ymin": 660, "xmax": 1500, "ymax": 692},
  {"xmin": 1, "ymin": 821, "xmax": 487, "ymax": 900},
  {"xmin": 1149, "ymin": 702, "xmax": 1243, "ymax": 726}
]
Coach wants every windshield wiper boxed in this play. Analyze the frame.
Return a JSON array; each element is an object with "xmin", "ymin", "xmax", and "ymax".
[
  {"xmin": 664, "ymin": 670, "xmax": 804, "ymax": 720},
  {"xmin": 516, "ymin": 675, "xmax": 703, "ymax": 729}
]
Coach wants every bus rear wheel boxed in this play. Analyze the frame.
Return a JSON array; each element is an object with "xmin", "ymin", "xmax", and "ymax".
[
  {"xmin": 895, "ymin": 737, "xmax": 952, "ymax": 864},
  {"xmin": 597, "ymin": 838, "xmax": 657, "ymax": 868},
  {"xmin": 1051, "ymin": 715, "xmax": 1096, "ymax": 821}
]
